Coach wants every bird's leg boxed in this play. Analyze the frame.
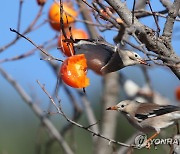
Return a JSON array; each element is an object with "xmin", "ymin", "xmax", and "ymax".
[
  {"xmin": 153, "ymin": 142, "xmax": 158, "ymax": 150},
  {"xmin": 176, "ymin": 122, "xmax": 180, "ymax": 134},
  {"xmin": 146, "ymin": 132, "xmax": 160, "ymax": 149}
]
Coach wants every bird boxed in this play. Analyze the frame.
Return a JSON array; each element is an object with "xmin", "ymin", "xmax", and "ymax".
[
  {"xmin": 73, "ymin": 39, "xmax": 149, "ymax": 75},
  {"xmin": 106, "ymin": 100, "xmax": 180, "ymax": 148}
]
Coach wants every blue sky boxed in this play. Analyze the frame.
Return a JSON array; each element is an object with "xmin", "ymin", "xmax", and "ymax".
[
  {"xmin": 0, "ymin": 0, "xmax": 180, "ymax": 113},
  {"xmin": 0, "ymin": 1, "xmax": 180, "ymax": 154}
]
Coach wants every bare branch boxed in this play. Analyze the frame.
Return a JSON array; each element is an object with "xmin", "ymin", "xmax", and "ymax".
[
  {"xmin": 95, "ymin": 72, "xmax": 120, "ymax": 154},
  {"xmin": 76, "ymin": 0, "xmax": 99, "ymax": 38},
  {"xmin": 0, "ymin": 48, "xmax": 36, "ymax": 63},
  {"xmin": 162, "ymin": 0, "xmax": 180, "ymax": 42},
  {"xmin": 119, "ymin": 73, "xmax": 172, "ymax": 105},
  {"xmin": 16, "ymin": 0, "xmax": 23, "ymax": 35},
  {"xmin": 10, "ymin": 28, "xmax": 63, "ymax": 62},
  {"xmin": 160, "ymin": 0, "xmax": 180, "ymax": 17},
  {"xmin": 117, "ymin": 132, "xmax": 140, "ymax": 154},
  {"xmin": 61, "ymin": 86, "xmax": 83, "ymax": 135},
  {"xmin": 104, "ymin": 0, "xmax": 180, "ymax": 79},
  {"xmin": 78, "ymin": 90, "xmax": 99, "ymax": 135},
  {"xmin": 0, "ymin": 68, "xmax": 74, "ymax": 154},
  {"xmin": 146, "ymin": 0, "xmax": 161, "ymax": 35},
  {"xmin": 37, "ymin": 80, "xmax": 132, "ymax": 148},
  {"xmin": 0, "ymin": 6, "xmax": 44, "ymax": 53}
]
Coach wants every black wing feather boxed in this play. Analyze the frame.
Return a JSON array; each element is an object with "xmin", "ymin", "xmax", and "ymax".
[{"xmin": 135, "ymin": 105, "xmax": 180, "ymax": 122}]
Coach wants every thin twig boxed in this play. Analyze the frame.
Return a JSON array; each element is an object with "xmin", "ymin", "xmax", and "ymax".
[
  {"xmin": 76, "ymin": 0, "xmax": 100, "ymax": 38},
  {"xmin": 77, "ymin": 90, "xmax": 99, "ymax": 139},
  {"xmin": 146, "ymin": 0, "xmax": 161, "ymax": 35},
  {"xmin": 10, "ymin": 28, "xmax": 63, "ymax": 62},
  {"xmin": 0, "ymin": 6, "xmax": 44, "ymax": 53},
  {"xmin": 16, "ymin": 0, "xmax": 24, "ymax": 37},
  {"xmin": 0, "ymin": 48, "xmax": 36, "ymax": 63},
  {"xmin": 37, "ymin": 80, "xmax": 133, "ymax": 148}
]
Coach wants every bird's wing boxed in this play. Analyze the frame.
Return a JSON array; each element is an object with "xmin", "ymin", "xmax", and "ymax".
[
  {"xmin": 74, "ymin": 39, "xmax": 96, "ymax": 43},
  {"xmin": 74, "ymin": 39, "xmax": 114, "ymax": 74},
  {"xmin": 100, "ymin": 50, "xmax": 124, "ymax": 74},
  {"xmin": 74, "ymin": 40, "xmax": 114, "ymax": 53},
  {"xmin": 74, "ymin": 36, "xmax": 105, "ymax": 42},
  {"xmin": 134, "ymin": 103, "xmax": 180, "ymax": 122}
]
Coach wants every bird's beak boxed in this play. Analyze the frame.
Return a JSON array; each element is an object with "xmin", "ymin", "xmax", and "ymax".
[
  {"xmin": 106, "ymin": 105, "xmax": 118, "ymax": 110},
  {"xmin": 137, "ymin": 59, "xmax": 150, "ymax": 66}
]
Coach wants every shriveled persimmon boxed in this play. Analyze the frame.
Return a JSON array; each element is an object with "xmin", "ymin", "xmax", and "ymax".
[
  {"xmin": 58, "ymin": 29, "xmax": 88, "ymax": 57},
  {"xmin": 48, "ymin": 2, "xmax": 77, "ymax": 31},
  {"xmin": 100, "ymin": 9, "xmax": 111, "ymax": 20},
  {"xmin": 36, "ymin": 0, "xmax": 46, "ymax": 6},
  {"xmin": 175, "ymin": 86, "xmax": 180, "ymax": 101},
  {"xmin": 60, "ymin": 54, "xmax": 89, "ymax": 88}
]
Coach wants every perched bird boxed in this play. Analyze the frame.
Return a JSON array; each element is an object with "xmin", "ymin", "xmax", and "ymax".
[
  {"xmin": 106, "ymin": 100, "xmax": 180, "ymax": 147},
  {"xmin": 74, "ymin": 39, "xmax": 149, "ymax": 75}
]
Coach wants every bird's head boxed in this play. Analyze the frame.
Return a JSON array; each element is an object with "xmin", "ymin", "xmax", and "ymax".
[
  {"xmin": 122, "ymin": 51, "xmax": 150, "ymax": 66},
  {"xmin": 106, "ymin": 100, "xmax": 130, "ymax": 112},
  {"xmin": 106, "ymin": 100, "xmax": 139, "ymax": 114}
]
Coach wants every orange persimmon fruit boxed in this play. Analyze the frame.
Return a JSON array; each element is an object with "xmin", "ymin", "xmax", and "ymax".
[
  {"xmin": 58, "ymin": 29, "xmax": 88, "ymax": 57},
  {"xmin": 48, "ymin": 2, "xmax": 77, "ymax": 31},
  {"xmin": 175, "ymin": 86, "xmax": 180, "ymax": 101},
  {"xmin": 36, "ymin": 0, "xmax": 46, "ymax": 6},
  {"xmin": 60, "ymin": 54, "xmax": 89, "ymax": 88},
  {"xmin": 99, "ymin": 7, "xmax": 123, "ymax": 24}
]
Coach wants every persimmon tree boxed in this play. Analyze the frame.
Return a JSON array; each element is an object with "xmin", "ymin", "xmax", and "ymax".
[{"xmin": 0, "ymin": 0, "xmax": 180, "ymax": 154}]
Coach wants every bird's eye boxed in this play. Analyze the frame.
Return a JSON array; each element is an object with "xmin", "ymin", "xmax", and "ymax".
[
  {"xmin": 134, "ymin": 54, "xmax": 138, "ymax": 58},
  {"xmin": 121, "ymin": 105, "xmax": 125, "ymax": 108}
]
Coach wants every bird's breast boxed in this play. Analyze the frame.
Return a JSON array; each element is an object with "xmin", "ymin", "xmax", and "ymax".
[
  {"xmin": 124, "ymin": 114, "xmax": 156, "ymax": 133},
  {"xmin": 74, "ymin": 45, "xmax": 113, "ymax": 74}
]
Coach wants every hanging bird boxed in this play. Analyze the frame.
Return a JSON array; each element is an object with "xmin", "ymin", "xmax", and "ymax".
[
  {"xmin": 74, "ymin": 39, "xmax": 149, "ymax": 75},
  {"xmin": 106, "ymin": 100, "xmax": 180, "ymax": 148}
]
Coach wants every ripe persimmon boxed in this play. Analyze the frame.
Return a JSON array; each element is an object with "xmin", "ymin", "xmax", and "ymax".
[
  {"xmin": 48, "ymin": 2, "xmax": 77, "ymax": 31},
  {"xmin": 60, "ymin": 54, "xmax": 89, "ymax": 88},
  {"xmin": 58, "ymin": 29, "xmax": 88, "ymax": 57},
  {"xmin": 175, "ymin": 86, "xmax": 180, "ymax": 101}
]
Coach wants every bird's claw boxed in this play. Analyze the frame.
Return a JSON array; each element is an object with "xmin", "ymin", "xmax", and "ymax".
[{"xmin": 145, "ymin": 141, "xmax": 151, "ymax": 149}]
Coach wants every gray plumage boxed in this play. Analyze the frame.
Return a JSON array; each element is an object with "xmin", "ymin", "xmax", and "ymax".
[
  {"xmin": 74, "ymin": 39, "xmax": 149, "ymax": 75},
  {"xmin": 107, "ymin": 100, "xmax": 180, "ymax": 133}
]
